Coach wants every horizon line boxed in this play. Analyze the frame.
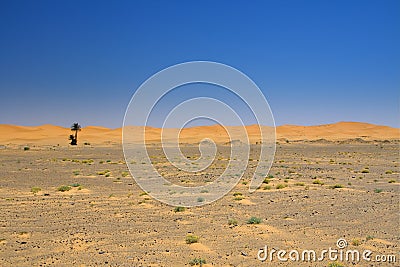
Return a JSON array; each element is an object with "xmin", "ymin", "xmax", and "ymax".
[{"xmin": 0, "ymin": 121, "xmax": 399, "ymax": 130}]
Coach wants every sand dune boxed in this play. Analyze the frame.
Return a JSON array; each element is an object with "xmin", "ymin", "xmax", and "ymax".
[{"xmin": 0, "ymin": 122, "xmax": 398, "ymax": 146}]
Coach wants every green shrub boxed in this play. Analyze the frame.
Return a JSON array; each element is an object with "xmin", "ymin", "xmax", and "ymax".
[
  {"xmin": 234, "ymin": 196, "xmax": 244, "ymax": 201},
  {"xmin": 189, "ymin": 258, "xmax": 206, "ymax": 266},
  {"xmin": 263, "ymin": 185, "xmax": 271, "ymax": 190},
  {"xmin": 294, "ymin": 182, "xmax": 305, "ymax": 186},
  {"xmin": 31, "ymin": 187, "xmax": 41, "ymax": 194},
  {"xmin": 276, "ymin": 184, "xmax": 287, "ymax": 189},
  {"xmin": 330, "ymin": 184, "xmax": 344, "ymax": 189},
  {"xmin": 174, "ymin": 206, "xmax": 186, "ymax": 212},
  {"xmin": 57, "ymin": 185, "xmax": 71, "ymax": 192},
  {"xmin": 228, "ymin": 218, "xmax": 238, "ymax": 226},
  {"xmin": 97, "ymin": 170, "xmax": 110, "ymax": 175},
  {"xmin": 388, "ymin": 179, "xmax": 396, "ymax": 183},
  {"xmin": 313, "ymin": 179, "xmax": 324, "ymax": 185},
  {"xmin": 361, "ymin": 169, "xmax": 369, "ymax": 173},
  {"xmin": 374, "ymin": 188, "xmax": 383, "ymax": 193},
  {"xmin": 23, "ymin": 146, "xmax": 30, "ymax": 151},
  {"xmin": 247, "ymin": 216, "xmax": 262, "ymax": 224},
  {"xmin": 186, "ymin": 234, "xmax": 199, "ymax": 244}
]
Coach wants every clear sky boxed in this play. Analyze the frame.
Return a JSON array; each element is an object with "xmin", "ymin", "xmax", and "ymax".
[{"xmin": 0, "ymin": 0, "xmax": 399, "ymax": 128}]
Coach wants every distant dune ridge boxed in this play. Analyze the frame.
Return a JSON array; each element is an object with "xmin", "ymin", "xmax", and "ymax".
[{"xmin": 0, "ymin": 122, "xmax": 398, "ymax": 146}]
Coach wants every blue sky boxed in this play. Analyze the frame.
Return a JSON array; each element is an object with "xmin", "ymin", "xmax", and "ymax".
[{"xmin": 0, "ymin": 0, "xmax": 399, "ymax": 128}]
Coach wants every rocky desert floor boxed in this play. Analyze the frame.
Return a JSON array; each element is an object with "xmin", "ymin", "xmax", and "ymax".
[{"xmin": 0, "ymin": 142, "xmax": 399, "ymax": 266}]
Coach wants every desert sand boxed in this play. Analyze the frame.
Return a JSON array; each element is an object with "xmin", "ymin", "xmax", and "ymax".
[
  {"xmin": 0, "ymin": 122, "xmax": 399, "ymax": 266},
  {"xmin": 0, "ymin": 122, "xmax": 398, "ymax": 147}
]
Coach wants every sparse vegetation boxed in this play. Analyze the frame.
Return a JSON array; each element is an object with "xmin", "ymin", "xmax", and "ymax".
[
  {"xmin": 23, "ymin": 146, "xmax": 30, "ymax": 151},
  {"xmin": 70, "ymin": 183, "xmax": 80, "ymax": 187},
  {"xmin": 31, "ymin": 187, "xmax": 41, "ymax": 194},
  {"xmin": 185, "ymin": 234, "xmax": 199, "ymax": 244},
  {"xmin": 351, "ymin": 239, "xmax": 361, "ymax": 246},
  {"xmin": 276, "ymin": 184, "xmax": 287, "ymax": 189},
  {"xmin": 189, "ymin": 257, "xmax": 206, "ymax": 266},
  {"xmin": 328, "ymin": 262, "xmax": 344, "ymax": 267},
  {"xmin": 233, "ymin": 192, "xmax": 243, "ymax": 200},
  {"xmin": 361, "ymin": 169, "xmax": 370, "ymax": 173},
  {"xmin": 57, "ymin": 185, "xmax": 71, "ymax": 192},
  {"xmin": 313, "ymin": 179, "xmax": 324, "ymax": 185},
  {"xmin": 374, "ymin": 188, "xmax": 383, "ymax": 193},
  {"xmin": 174, "ymin": 206, "xmax": 186, "ymax": 212},
  {"xmin": 330, "ymin": 184, "xmax": 344, "ymax": 189},
  {"xmin": 388, "ymin": 179, "xmax": 396, "ymax": 183},
  {"xmin": 366, "ymin": 235, "xmax": 374, "ymax": 241},
  {"xmin": 294, "ymin": 182, "xmax": 305, "ymax": 186},
  {"xmin": 385, "ymin": 170, "xmax": 393, "ymax": 174},
  {"xmin": 263, "ymin": 185, "xmax": 271, "ymax": 190},
  {"xmin": 247, "ymin": 216, "xmax": 262, "ymax": 224},
  {"xmin": 234, "ymin": 195, "xmax": 244, "ymax": 201},
  {"xmin": 228, "ymin": 218, "xmax": 238, "ymax": 226},
  {"xmin": 97, "ymin": 170, "xmax": 110, "ymax": 175},
  {"xmin": 197, "ymin": 197, "xmax": 205, "ymax": 203}
]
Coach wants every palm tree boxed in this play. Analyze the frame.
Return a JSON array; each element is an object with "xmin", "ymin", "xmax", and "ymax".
[{"xmin": 70, "ymin": 123, "xmax": 81, "ymax": 145}]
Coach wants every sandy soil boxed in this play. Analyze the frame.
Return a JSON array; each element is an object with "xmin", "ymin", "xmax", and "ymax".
[{"xmin": 0, "ymin": 140, "xmax": 398, "ymax": 266}]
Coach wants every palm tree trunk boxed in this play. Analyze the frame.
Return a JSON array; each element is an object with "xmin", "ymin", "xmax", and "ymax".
[{"xmin": 74, "ymin": 130, "xmax": 78, "ymax": 143}]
